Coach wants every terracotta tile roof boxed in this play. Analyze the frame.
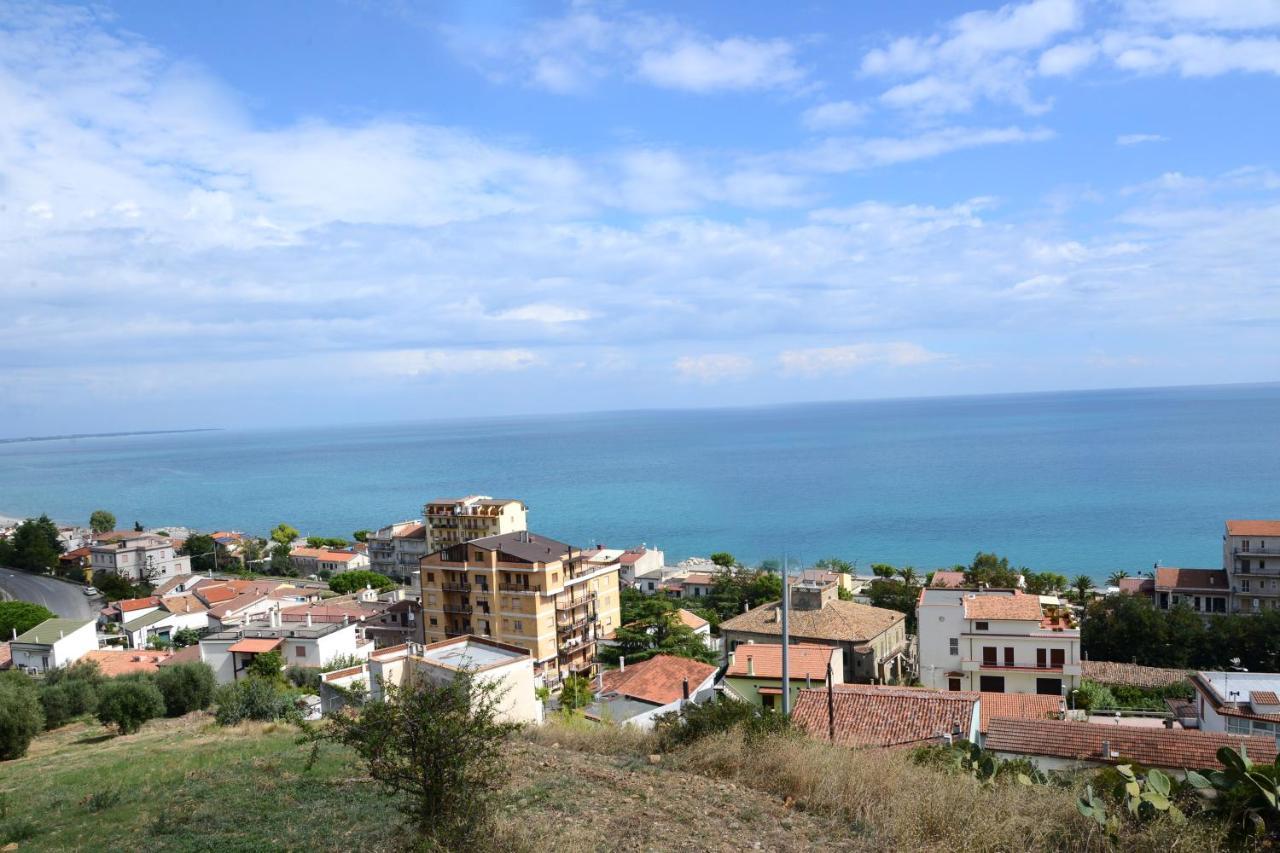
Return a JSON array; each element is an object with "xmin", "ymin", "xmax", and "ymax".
[
  {"xmin": 393, "ymin": 524, "xmax": 425, "ymax": 540},
  {"xmin": 227, "ymin": 637, "xmax": 283, "ymax": 654},
  {"xmin": 154, "ymin": 574, "xmax": 197, "ymax": 596},
  {"xmin": 60, "ymin": 546, "xmax": 91, "ymax": 560},
  {"xmin": 985, "ymin": 718, "xmax": 1277, "ymax": 769},
  {"xmin": 1226, "ymin": 520, "xmax": 1280, "ymax": 537},
  {"xmin": 279, "ymin": 603, "xmax": 376, "ymax": 623},
  {"xmin": 719, "ymin": 599, "xmax": 904, "ymax": 643},
  {"xmin": 726, "ymin": 643, "xmax": 837, "ymax": 680},
  {"xmin": 792, "ymin": 685, "xmax": 978, "ymax": 748},
  {"xmin": 81, "ymin": 649, "xmax": 173, "ymax": 677},
  {"xmin": 290, "ymin": 547, "xmax": 360, "ymax": 562},
  {"xmin": 117, "ymin": 596, "xmax": 161, "ymax": 612},
  {"xmin": 599, "ymin": 654, "xmax": 717, "ymax": 706},
  {"xmin": 158, "ymin": 645, "xmax": 201, "ymax": 666},
  {"xmin": 206, "ymin": 591, "xmax": 271, "ymax": 619},
  {"xmin": 930, "ymin": 571, "xmax": 967, "ymax": 588},
  {"xmin": 674, "ymin": 608, "xmax": 708, "ymax": 631},
  {"xmin": 196, "ymin": 585, "xmax": 239, "ymax": 605},
  {"xmin": 962, "ymin": 591, "xmax": 1044, "ymax": 621},
  {"xmin": 1081, "ymin": 661, "xmax": 1191, "ymax": 689},
  {"xmin": 1251, "ymin": 691, "xmax": 1279, "ymax": 706},
  {"xmin": 1118, "ymin": 577, "xmax": 1154, "ymax": 594},
  {"xmin": 619, "ymin": 550, "xmax": 648, "ymax": 564},
  {"xmin": 680, "ymin": 573, "xmax": 716, "ymax": 586},
  {"xmin": 979, "ymin": 692, "xmax": 1063, "ymax": 733},
  {"xmin": 1153, "ymin": 567, "xmax": 1228, "ymax": 591},
  {"xmin": 160, "ymin": 593, "xmax": 209, "ymax": 615}
]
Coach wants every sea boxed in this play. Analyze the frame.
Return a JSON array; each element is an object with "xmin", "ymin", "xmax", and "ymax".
[{"xmin": 3, "ymin": 383, "xmax": 1279, "ymax": 581}]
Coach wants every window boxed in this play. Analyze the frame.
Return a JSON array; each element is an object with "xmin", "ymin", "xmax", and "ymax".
[
  {"xmin": 1242, "ymin": 580, "xmax": 1251, "ymax": 592},
  {"xmin": 948, "ymin": 638, "xmax": 959, "ymax": 656},
  {"xmin": 1036, "ymin": 677, "xmax": 1062, "ymax": 696},
  {"xmin": 982, "ymin": 647, "xmax": 997, "ymax": 666},
  {"xmin": 1036, "ymin": 648, "xmax": 1047, "ymax": 668},
  {"xmin": 429, "ymin": 617, "xmax": 438, "ymax": 626},
  {"xmin": 514, "ymin": 620, "xmax": 523, "ymax": 633},
  {"xmin": 426, "ymin": 572, "xmax": 434, "ymax": 583},
  {"xmin": 1003, "ymin": 647, "xmax": 1014, "ymax": 667},
  {"xmin": 475, "ymin": 574, "xmax": 485, "ymax": 584},
  {"xmin": 1228, "ymin": 717, "xmax": 1251, "ymax": 735},
  {"xmin": 975, "ymin": 621, "xmax": 989, "ymax": 631},
  {"xmin": 295, "ymin": 645, "xmax": 306, "ymax": 658},
  {"xmin": 948, "ymin": 678, "xmax": 962, "ymax": 692},
  {"xmin": 979, "ymin": 675, "xmax": 1005, "ymax": 693},
  {"xmin": 1050, "ymin": 649, "xmax": 1065, "ymax": 668}
]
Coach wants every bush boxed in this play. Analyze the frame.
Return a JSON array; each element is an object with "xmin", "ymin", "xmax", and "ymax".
[
  {"xmin": 95, "ymin": 678, "xmax": 165, "ymax": 734},
  {"xmin": 0, "ymin": 674, "xmax": 44, "ymax": 760},
  {"xmin": 0, "ymin": 601, "xmax": 56, "ymax": 639},
  {"xmin": 1074, "ymin": 681, "xmax": 1117, "ymax": 712},
  {"xmin": 155, "ymin": 662, "xmax": 216, "ymax": 717},
  {"xmin": 247, "ymin": 650, "xmax": 284, "ymax": 681},
  {"xmin": 653, "ymin": 697, "xmax": 790, "ymax": 751},
  {"xmin": 284, "ymin": 665, "xmax": 322, "ymax": 692},
  {"xmin": 328, "ymin": 570, "xmax": 396, "ymax": 595},
  {"xmin": 214, "ymin": 677, "xmax": 301, "ymax": 726},
  {"xmin": 171, "ymin": 628, "xmax": 201, "ymax": 648},
  {"xmin": 39, "ymin": 679, "xmax": 99, "ymax": 730}
]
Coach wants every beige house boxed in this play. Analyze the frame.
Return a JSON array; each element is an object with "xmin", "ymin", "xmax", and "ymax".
[
  {"xmin": 419, "ymin": 530, "xmax": 620, "ymax": 686},
  {"xmin": 289, "ymin": 547, "xmax": 370, "ymax": 576},
  {"xmin": 423, "ymin": 496, "xmax": 527, "ymax": 553},
  {"xmin": 718, "ymin": 581, "xmax": 908, "ymax": 683},
  {"xmin": 89, "ymin": 533, "xmax": 191, "ymax": 582},
  {"xmin": 366, "ymin": 520, "xmax": 429, "ymax": 582},
  {"xmin": 1224, "ymin": 520, "xmax": 1280, "ymax": 613}
]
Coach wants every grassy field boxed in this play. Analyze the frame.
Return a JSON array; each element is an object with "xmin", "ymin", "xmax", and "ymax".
[{"xmin": 0, "ymin": 711, "xmax": 1242, "ymax": 852}]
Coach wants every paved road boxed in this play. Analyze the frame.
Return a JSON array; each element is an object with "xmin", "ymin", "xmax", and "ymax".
[{"xmin": 0, "ymin": 568, "xmax": 98, "ymax": 620}]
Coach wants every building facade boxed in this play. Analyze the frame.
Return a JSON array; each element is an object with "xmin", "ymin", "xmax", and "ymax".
[
  {"xmin": 1224, "ymin": 520, "xmax": 1280, "ymax": 613},
  {"xmin": 418, "ymin": 530, "xmax": 620, "ymax": 686},
  {"xmin": 917, "ymin": 587, "xmax": 1081, "ymax": 696},
  {"xmin": 89, "ymin": 533, "xmax": 191, "ymax": 582},
  {"xmin": 367, "ymin": 520, "xmax": 429, "ymax": 582},
  {"xmin": 423, "ymin": 496, "xmax": 527, "ymax": 553},
  {"xmin": 9, "ymin": 618, "xmax": 98, "ymax": 673}
]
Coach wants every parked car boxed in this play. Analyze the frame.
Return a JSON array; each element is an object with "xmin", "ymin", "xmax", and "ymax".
[{"xmin": 83, "ymin": 586, "xmax": 99, "ymax": 596}]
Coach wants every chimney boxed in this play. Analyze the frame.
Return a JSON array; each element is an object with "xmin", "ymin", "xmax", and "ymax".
[
  {"xmin": 682, "ymin": 678, "xmax": 689, "ymax": 701},
  {"xmin": 951, "ymin": 720, "xmax": 962, "ymax": 737},
  {"xmin": 1101, "ymin": 739, "xmax": 1111, "ymax": 758},
  {"xmin": 343, "ymin": 614, "xmax": 349, "ymax": 626},
  {"xmin": 747, "ymin": 656, "xmax": 754, "ymax": 676},
  {"xmin": 307, "ymin": 612, "xmax": 313, "ymax": 628},
  {"xmin": 619, "ymin": 656, "xmax": 625, "ymax": 672},
  {"xmin": 59, "ymin": 630, "xmax": 64, "ymax": 639}
]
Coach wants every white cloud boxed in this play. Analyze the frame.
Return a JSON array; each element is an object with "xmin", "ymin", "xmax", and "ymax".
[
  {"xmin": 638, "ymin": 36, "xmax": 805, "ymax": 92},
  {"xmin": 493, "ymin": 304, "xmax": 593, "ymax": 324},
  {"xmin": 1038, "ymin": 39, "xmax": 1099, "ymax": 75},
  {"xmin": 1101, "ymin": 32, "xmax": 1280, "ymax": 76},
  {"xmin": 1122, "ymin": 0, "xmax": 1280, "ymax": 30},
  {"xmin": 1116, "ymin": 133, "xmax": 1169, "ymax": 145},
  {"xmin": 362, "ymin": 349, "xmax": 541, "ymax": 377},
  {"xmin": 674, "ymin": 353, "xmax": 755, "ymax": 382},
  {"xmin": 778, "ymin": 343, "xmax": 947, "ymax": 375},
  {"xmin": 800, "ymin": 100, "xmax": 868, "ymax": 130},
  {"xmin": 799, "ymin": 126, "xmax": 1054, "ymax": 173}
]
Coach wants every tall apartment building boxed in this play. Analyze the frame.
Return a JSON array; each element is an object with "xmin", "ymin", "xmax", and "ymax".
[
  {"xmin": 1223, "ymin": 520, "xmax": 1280, "ymax": 613},
  {"xmin": 917, "ymin": 587, "xmax": 1081, "ymax": 696},
  {"xmin": 423, "ymin": 496, "xmax": 527, "ymax": 552},
  {"xmin": 89, "ymin": 532, "xmax": 192, "ymax": 582},
  {"xmin": 366, "ymin": 520, "xmax": 429, "ymax": 582},
  {"xmin": 418, "ymin": 530, "xmax": 620, "ymax": 685}
]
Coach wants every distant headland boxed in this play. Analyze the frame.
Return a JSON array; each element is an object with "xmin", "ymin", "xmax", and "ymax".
[{"xmin": 0, "ymin": 428, "xmax": 222, "ymax": 445}]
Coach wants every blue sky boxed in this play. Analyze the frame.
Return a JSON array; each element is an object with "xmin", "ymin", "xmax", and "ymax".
[{"xmin": 1, "ymin": 0, "xmax": 1278, "ymax": 435}]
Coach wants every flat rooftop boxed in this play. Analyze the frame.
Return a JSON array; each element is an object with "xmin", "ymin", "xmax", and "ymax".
[
  {"xmin": 417, "ymin": 636, "xmax": 527, "ymax": 671},
  {"xmin": 1199, "ymin": 671, "xmax": 1280, "ymax": 699},
  {"xmin": 204, "ymin": 623, "xmax": 346, "ymax": 642}
]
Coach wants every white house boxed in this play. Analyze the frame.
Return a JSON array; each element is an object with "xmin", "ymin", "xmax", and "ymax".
[
  {"xmin": 9, "ymin": 618, "xmax": 98, "ymax": 673},
  {"xmin": 89, "ymin": 533, "xmax": 192, "ymax": 582},
  {"xmin": 917, "ymin": 587, "xmax": 1081, "ymax": 696},
  {"xmin": 1188, "ymin": 671, "xmax": 1280, "ymax": 743},
  {"xmin": 198, "ymin": 611, "xmax": 372, "ymax": 684},
  {"xmin": 320, "ymin": 636, "xmax": 544, "ymax": 725}
]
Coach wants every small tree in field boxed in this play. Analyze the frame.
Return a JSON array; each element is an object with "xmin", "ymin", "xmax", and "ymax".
[
  {"xmin": 306, "ymin": 672, "xmax": 520, "ymax": 849},
  {"xmin": 558, "ymin": 675, "xmax": 594, "ymax": 713},
  {"xmin": 96, "ymin": 678, "xmax": 165, "ymax": 734},
  {"xmin": 0, "ymin": 673, "xmax": 44, "ymax": 760},
  {"xmin": 247, "ymin": 650, "xmax": 284, "ymax": 681}
]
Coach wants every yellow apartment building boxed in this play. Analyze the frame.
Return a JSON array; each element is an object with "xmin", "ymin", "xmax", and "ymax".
[
  {"xmin": 422, "ymin": 496, "xmax": 528, "ymax": 553},
  {"xmin": 418, "ymin": 530, "xmax": 620, "ymax": 684}
]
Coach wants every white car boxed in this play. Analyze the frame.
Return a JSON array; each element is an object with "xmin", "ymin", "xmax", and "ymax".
[{"xmin": 83, "ymin": 586, "xmax": 99, "ymax": 596}]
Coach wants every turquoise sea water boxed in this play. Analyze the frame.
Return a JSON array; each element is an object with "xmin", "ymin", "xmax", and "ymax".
[{"xmin": 3, "ymin": 384, "xmax": 1279, "ymax": 580}]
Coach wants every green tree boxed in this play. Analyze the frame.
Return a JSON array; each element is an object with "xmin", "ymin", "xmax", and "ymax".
[
  {"xmin": 328, "ymin": 570, "xmax": 396, "ymax": 595},
  {"xmin": 182, "ymin": 533, "xmax": 218, "ymax": 574},
  {"xmin": 155, "ymin": 662, "xmax": 217, "ymax": 716},
  {"xmin": 306, "ymin": 536, "xmax": 349, "ymax": 549},
  {"xmin": 270, "ymin": 523, "xmax": 299, "ymax": 547},
  {"xmin": 709, "ymin": 552, "xmax": 737, "ymax": 569},
  {"xmin": 92, "ymin": 570, "xmax": 138, "ymax": 602},
  {"xmin": 0, "ymin": 672, "xmax": 44, "ymax": 759},
  {"xmin": 867, "ymin": 579, "xmax": 921, "ymax": 633},
  {"xmin": 171, "ymin": 627, "xmax": 201, "ymax": 648},
  {"xmin": 214, "ymin": 677, "xmax": 299, "ymax": 725},
  {"xmin": 247, "ymin": 650, "xmax": 284, "ymax": 681},
  {"xmin": 40, "ymin": 678, "xmax": 99, "ymax": 730},
  {"xmin": 133, "ymin": 521, "xmax": 144, "ymax": 532},
  {"xmin": 4, "ymin": 516, "xmax": 63, "ymax": 573},
  {"xmin": 599, "ymin": 605, "xmax": 716, "ymax": 665},
  {"xmin": 352, "ymin": 530, "xmax": 372, "ymax": 542},
  {"xmin": 871, "ymin": 563, "xmax": 897, "ymax": 579},
  {"xmin": 1071, "ymin": 574, "xmax": 1095, "ymax": 604},
  {"xmin": 964, "ymin": 552, "xmax": 1023, "ymax": 588},
  {"xmin": 815, "ymin": 557, "xmax": 854, "ymax": 573},
  {"xmin": 897, "ymin": 566, "xmax": 919, "ymax": 586},
  {"xmin": 1106, "ymin": 570, "xmax": 1129, "ymax": 588},
  {"xmin": 268, "ymin": 543, "xmax": 295, "ymax": 576},
  {"xmin": 558, "ymin": 674, "xmax": 594, "ymax": 713},
  {"xmin": 0, "ymin": 601, "xmax": 56, "ymax": 639},
  {"xmin": 1025, "ymin": 571, "xmax": 1067, "ymax": 595},
  {"xmin": 305, "ymin": 672, "xmax": 521, "ymax": 848},
  {"xmin": 88, "ymin": 510, "xmax": 116, "ymax": 534},
  {"xmin": 95, "ymin": 678, "xmax": 165, "ymax": 734}
]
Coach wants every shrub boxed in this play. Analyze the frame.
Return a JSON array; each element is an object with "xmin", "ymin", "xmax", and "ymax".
[
  {"xmin": 247, "ymin": 650, "xmax": 284, "ymax": 681},
  {"xmin": 284, "ymin": 665, "xmax": 322, "ymax": 692},
  {"xmin": 328, "ymin": 570, "xmax": 396, "ymax": 595},
  {"xmin": 214, "ymin": 677, "xmax": 300, "ymax": 726},
  {"xmin": 0, "ymin": 601, "xmax": 56, "ymax": 639},
  {"xmin": 155, "ymin": 662, "xmax": 217, "ymax": 716},
  {"xmin": 653, "ymin": 697, "xmax": 790, "ymax": 751},
  {"xmin": 40, "ymin": 679, "xmax": 99, "ymax": 730},
  {"xmin": 171, "ymin": 627, "xmax": 201, "ymax": 648},
  {"xmin": 95, "ymin": 678, "xmax": 165, "ymax": 734},
  {"xmin": 0, "ymin": 674, "xmax": 44, "ymax": 760},
  {"xmin": 1074, "ymin": 681, "xmax": 1117, "ymax": 712}
]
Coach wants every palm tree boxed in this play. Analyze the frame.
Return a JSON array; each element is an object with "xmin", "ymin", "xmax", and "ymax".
[
  {"xmin": 897, "ymin": 566, "xmax": 919, "ymax": 587},
  {"xmin": 1071, "ymin": 574, "xmax": 1095, "ymax": 604},
  {"xmin": 1107, "ymin": 570, "xmax": 1129, "ymax": 588}
]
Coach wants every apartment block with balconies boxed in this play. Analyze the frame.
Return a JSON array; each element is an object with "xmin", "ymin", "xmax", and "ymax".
[
  {"xmin": 423, "ymin": 496, "xmax": 527, "ymax": 553},
  {"xmin": 418, "ymin": 530, "xmax": 619, "ymax": 685},
  {"xmin": 918, "ymin": 587, "xmax": 1081, "ymax": 697},
  {"xmin": 1224, "ymin": 520, "xmax": 1280, "ymax": 613}
]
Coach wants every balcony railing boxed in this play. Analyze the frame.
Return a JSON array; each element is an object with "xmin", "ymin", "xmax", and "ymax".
[
  {"xmin": 556, "ymin": 615, "xmax": 591, "ymax": 633},
  {"xmin": 556, "ymin": 591, "xmax": 597, "ymax": 612},
  {"xmin": 1235, "ymin": 546, "xmax": 1280, "ymax": 557},
  {"xmin": 498, "ymin": 583, "xmax": 541, "ymax": 594},
  {"xmin": 441, "ymin": 582, "xmax": 471, "ymax": 592},
  {"xmin": 443, "ymin": 604, "xmax": 473, "ymax": 615},
  {"xmin": 962, "ymin": 659, "xmax": 1071, "ymax": 673}
]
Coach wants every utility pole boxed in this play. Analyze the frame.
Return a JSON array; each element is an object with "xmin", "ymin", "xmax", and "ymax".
[{"xmin": 781, "ymin": 553, "xmax": 791, "ymax": 716}]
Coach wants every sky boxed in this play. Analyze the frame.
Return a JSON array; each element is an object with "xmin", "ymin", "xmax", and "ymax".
[{"xmin": 1, "ymin": 0, "xmax": 1279, "ymax": 436}]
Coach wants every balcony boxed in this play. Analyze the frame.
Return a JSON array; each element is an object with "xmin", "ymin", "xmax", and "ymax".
[
  {"xmin": 498, "ymin": 583, "xmax": 541, "ymax": 594},
  {"xmin": 441, "ymin": 582, "xmax": 471, "ymax": 593},
  {"xmin": 1235, "ymin": 546, "xmax": 1280, "ymax": 557},
  {"xmin": 961, "ymin": 659, "xmax": 1080, "ymax": 676},
  {"xmin": 557, "ymin": 615, "xmax": 591, "ymax": 633},
  {"xmin": 556, "ymin": 591, "xmax": 597, "ymax": 612},
  {"xmin": 443, "ymin": 604, "xmax": 473, "ymax": 615}
]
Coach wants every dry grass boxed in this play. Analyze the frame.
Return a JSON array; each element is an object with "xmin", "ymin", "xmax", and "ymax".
[
  {"xmin": 535, "ymin": 718, "xmax": 1235, "ymax": 852},
  {"xmin": 522, "ymin": 711, "xmax": 658, "ymax": 756}
]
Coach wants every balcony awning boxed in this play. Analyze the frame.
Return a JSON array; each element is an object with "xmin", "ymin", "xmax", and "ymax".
[{"xmin": 228, "ymin": 638, "xmax": 283, "ymax": 654}]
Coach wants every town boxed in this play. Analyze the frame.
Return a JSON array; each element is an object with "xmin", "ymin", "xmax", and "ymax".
[{"xmin": 4, "ymin": 500, "xmax": 1279, "ymax": 787}]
